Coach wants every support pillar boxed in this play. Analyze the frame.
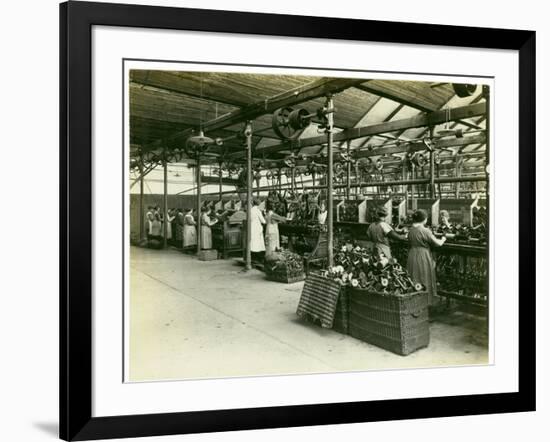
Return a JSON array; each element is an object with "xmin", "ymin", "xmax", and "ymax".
[
  {"xmin": 163, "ymin": 149, "xmax": 168, "ymax": 248},
  {"xmin": 139, "ymin": 154, "xmax": 144, "ymax": 241},
  {"xmin": 326, "ymin": 95, "xmax": 335, "ymax": 267},
  {"xmin": 346, "ymin": 140, "xmax": 351, "ymax": 199},
  {"xmin": 245, "ymin": 122, "xmax": 253, "ymax": 271},
  {"xmin": 196, "ymin": 156, "xmax": 202, "ymax": 254}
]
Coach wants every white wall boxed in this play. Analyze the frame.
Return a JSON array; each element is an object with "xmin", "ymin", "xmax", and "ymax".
[{"xmin": 0, "ymin": 0, "xmax": 547, "ymax": 441}]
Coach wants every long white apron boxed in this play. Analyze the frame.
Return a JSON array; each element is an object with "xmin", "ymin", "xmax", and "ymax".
[{"xmin": 250, "ymin": 206, "xmax": 266, "ymax": 252}]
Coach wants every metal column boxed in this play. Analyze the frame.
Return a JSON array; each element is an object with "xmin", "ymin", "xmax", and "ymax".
[
  {"xmin": 326, "ymin": 95, "xmax": 334, "ymax": 267},
  {"xmin": 163, "ymin": 149, "xmax": 168, "ymax": 248},
  {"xmin": 218, "ymin": 161, "xmax": 223, "ymax": 203},
  {"xmin": 484, "ymin": 85, "xmax": 490, "ymax": 198},
  {"xmin": 196, "ymin": 156, "xmax": 202, "ymax": 253},
  {"xmin": 430, "ymin": 150, "xmax": 436, "ymax": 199},
  {"xmin": 245, "ymin": 122, "xmax": 253, "ymax": 271},
  {"xmin": 139, "ymin": 154, "xmax": 144, "ymax": 241},
  {"xmin": 346, "ymin": 140, "xmax": 351, "ymax": 199}
]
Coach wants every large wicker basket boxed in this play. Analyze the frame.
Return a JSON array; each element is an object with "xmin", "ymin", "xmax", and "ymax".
[
  {"xmin": 266, "ymin": 264, "xmax": 305, "ymax": 283},
  {"xmin": 348, "ymin": 288, "xmax": 429, "ymax": 356}
]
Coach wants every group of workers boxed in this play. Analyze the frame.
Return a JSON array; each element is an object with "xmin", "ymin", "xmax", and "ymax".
[
  {"xmin": 247, "ymin": 199, "xmax": 328, "ymax": 261},
  {"xmin": 145, "ymin": 205, "xmax": 219, "ymax": 251},
  {"xmin": 366, "ymin": 206, "xmax": 448, "ymax": 306},
  {"xmin": 145, "ymin": 201, "xmax": 448, "ymax": 306}
]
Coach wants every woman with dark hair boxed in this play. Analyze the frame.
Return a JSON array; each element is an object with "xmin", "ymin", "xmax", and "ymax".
[
  {"xmin": 264, "ymin": 200, "xmax": 287, "ymax": 254},
  {"xmin": 182, "ymin": 208, "xmax": 197, "ymax": 250},
  {"xmin": 165, "ymin": 208, "xmax": 175, "ymax": 245},
  {"xmin": 200, "ymin": 206, "xmax": 218, "ymax": 249},
  {"xmin": 175, "ymin": 208, "xmax": 185, "ymax": 248},
  {"xmin": 147, "ymin": 213, "xmax": 163, "ymax": 249},
  {"xmin": 407, "ymin": 209, "xmax": 446, "ymax": 306},
  {"xmin": 366, "ymin": 207, "xmax": 405, "ymax": 258}
]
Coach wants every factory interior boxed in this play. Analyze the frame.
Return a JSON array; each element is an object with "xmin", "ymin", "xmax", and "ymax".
[{"xmin": 128, "ymin": 70, "xmax": 489, "ymax": 381}]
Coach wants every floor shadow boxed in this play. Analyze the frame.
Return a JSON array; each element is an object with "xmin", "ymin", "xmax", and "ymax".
[{"xmin": 33, "ymin": 422, "xmax": 58, "ymax": 438}]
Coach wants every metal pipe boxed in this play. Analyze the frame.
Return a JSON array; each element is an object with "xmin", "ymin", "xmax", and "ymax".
[
  {"xmin": 163, "ymin": 150, "xmax": 168, "ymax": 248},
  {"xmin": 326, "ymin": 95, "xmax": 334, "ymax": 267},
  {"xmin": 245, "ymin": 122, "xmax": 253, "ymax": 271},
  {"xmin": 218, "ymin": 162, "xmax": 223, "ymax": 202},
  {"xmin": 346, "ymin": 140, "xmax": 351, "ymax": 199},
  {"xmin": 196, "ymin": 156, "xmax": 202, "ymax": 254},
  {"xmin": 130, "ymin": 162, "xmax": 156, "ymax": 189},
  {"xmin": 139, "ymin": 155, "xmax": 144, "ymax": 241},
  {"xmin": 414, "ymin": 163, "xmax": 416, "ymax": 210},
  {"xmin": 430, "ymin": 150, "xmax": 435, "ymax": 199},
  {"xmin": 304, "ymin": 174, "xmax": 487, "ymax": 190}
]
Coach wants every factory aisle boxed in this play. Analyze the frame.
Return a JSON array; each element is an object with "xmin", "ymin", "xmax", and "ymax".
[{"xmin": 129, "ymin": 247, "xmax": 488, "ymax": 382}]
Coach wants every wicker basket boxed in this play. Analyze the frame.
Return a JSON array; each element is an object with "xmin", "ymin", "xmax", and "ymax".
[
  {"xmin": 348, "ymin": 288, "xmax": 429, "ymax": 355},
  {"xmin": 266, "ymin": 266, "xmax": 305, "ymax": 283},
  {"xmin": 332, "ymin": 288, "xmax": 349, "ymax": 334}
]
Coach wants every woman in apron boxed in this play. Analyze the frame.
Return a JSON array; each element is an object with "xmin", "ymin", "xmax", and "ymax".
[
  {"xmin": 165, "ymin": 208, "xmax": 175, "ymax": 244},
  {"xmin": 182, "ymin": 208, "xmax": 197, "ymax": 250},
  {"xmin": 264, "ymin": 201, "xmax": 287, "ymax": 254},
  {"xmin": 407, "ymin": 209, "xmax": 446, "ymax": 306},
  {"xmin": 200, "ymin": 207, "xmax": 217, "ymax": 249},
  {"xmin": 249, "ymin": 199, "xmax": 266, "ymax": 261},
  {"xmin": 366, "ymin": 207, "xmax": 404, "ymax": 258}
]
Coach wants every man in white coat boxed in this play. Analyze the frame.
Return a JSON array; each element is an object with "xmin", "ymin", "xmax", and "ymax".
[{"xmin": 250, "ymin": 199, "xmax": 266, "ymax": 261}]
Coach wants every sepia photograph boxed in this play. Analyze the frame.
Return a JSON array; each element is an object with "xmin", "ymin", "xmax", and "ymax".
[{"xmin": 126, "ymin": 64, "xmax": 490, "ymax": 382}]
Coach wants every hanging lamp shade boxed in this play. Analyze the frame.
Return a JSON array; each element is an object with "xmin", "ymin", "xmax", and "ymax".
[
  {"xmin": 184, "ymin": 130, "xmax": 214, "ymax": 159},
  {"xmin": 187, "ymin": 130, "xmax": 214, "ymax": 147}
]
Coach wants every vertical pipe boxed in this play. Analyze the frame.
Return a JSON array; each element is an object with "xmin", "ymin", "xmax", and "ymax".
[
  {"xmin": 430, "ymin": 150, "xmax": 435, "ymax": 199},
  {"xmin": 484, "ymin": 84, "xmax": 490, "ymax": 200},
  {"xmin": 354, "ymin": 163, "xmax": 359, "ymax": 197},
  {"xmin": 455, "ymin": 156, "xmax": 461, "ymax": 198},
  {"xmin": 163, "ymin": 149, "xmax": 168, "ymax": 248},
  {"xmin": 411, "ymin": 164, "xmax": 417, "ymax": 210},
  {"xmin": 218, "ymin": 162, "xmax": 223, "ymax": 203},
  {"xmin": 245, "ymin": 122, "xmax": 253, "ymax": 271},
  {"xmin": 346, "ymin": 140, "xmax": 351, "ymax": 199},
  {"xmin": 196, "ymin": 156, "xmax": 202, "ymax": 253},
  {"xmin": 291, "ymin": 167, "xmax": 296, "ymax": 194},
  {"xmin": 326, "ymin": 95, "xmax": 334, "ymax": 267},
  {"xmin": 139, "ymin": 154, "xmax": 144, "ymax": 241}
]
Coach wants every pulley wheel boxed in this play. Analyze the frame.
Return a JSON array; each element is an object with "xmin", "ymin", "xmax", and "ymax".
[
  {"xmin": 272, "ymin": 107, "xmax": 304, "ymax": 140},
  {"xmin": 453, "ymin": 83, "xmax": 477, "ymax": 98},
  {"xmin": 288, "ymin": 108, "xmax": 312, "ymax": 131},
  {"xmin": 414, "ymin": 153, "xmax": 426, "ymax": 167}
]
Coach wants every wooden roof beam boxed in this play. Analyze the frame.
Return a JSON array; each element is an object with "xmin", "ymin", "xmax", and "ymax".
[
  {"xmin": 142, "ymin": 77, "xmax": 367, "ymax": 151},
  {"xmin": 226, "ymin": 102, "xmax": 486, "ymax": 159},
  {"xmin": 354, "ymin": 82, "xmax": 440, "ymax": 112},
  {"xmin": 246, "ymin": 134, "xmax": 485, "ymax": 168}
]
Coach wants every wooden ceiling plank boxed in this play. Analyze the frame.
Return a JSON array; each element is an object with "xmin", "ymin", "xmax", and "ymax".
[
  {"xmin": 354, "ymin": 80, "xmax": 449, "ymax": 112},
  {"xmin": 142, "ymin": 77, "xmax": 367, "ymax": 151},
  {"xmin": 243, "ymin": 102, "xmax": 486, "ymax": 158}
]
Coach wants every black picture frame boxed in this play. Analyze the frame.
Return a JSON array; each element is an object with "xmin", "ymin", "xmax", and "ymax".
[{"xmin": 60, "ymin": 1, "xmax": 536, "ymax": 440}]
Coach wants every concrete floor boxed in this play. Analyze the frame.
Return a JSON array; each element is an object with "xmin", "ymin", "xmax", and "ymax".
[{"xmin": 129, "ymin": 246, "xmax": 488, "ymax": 382}]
